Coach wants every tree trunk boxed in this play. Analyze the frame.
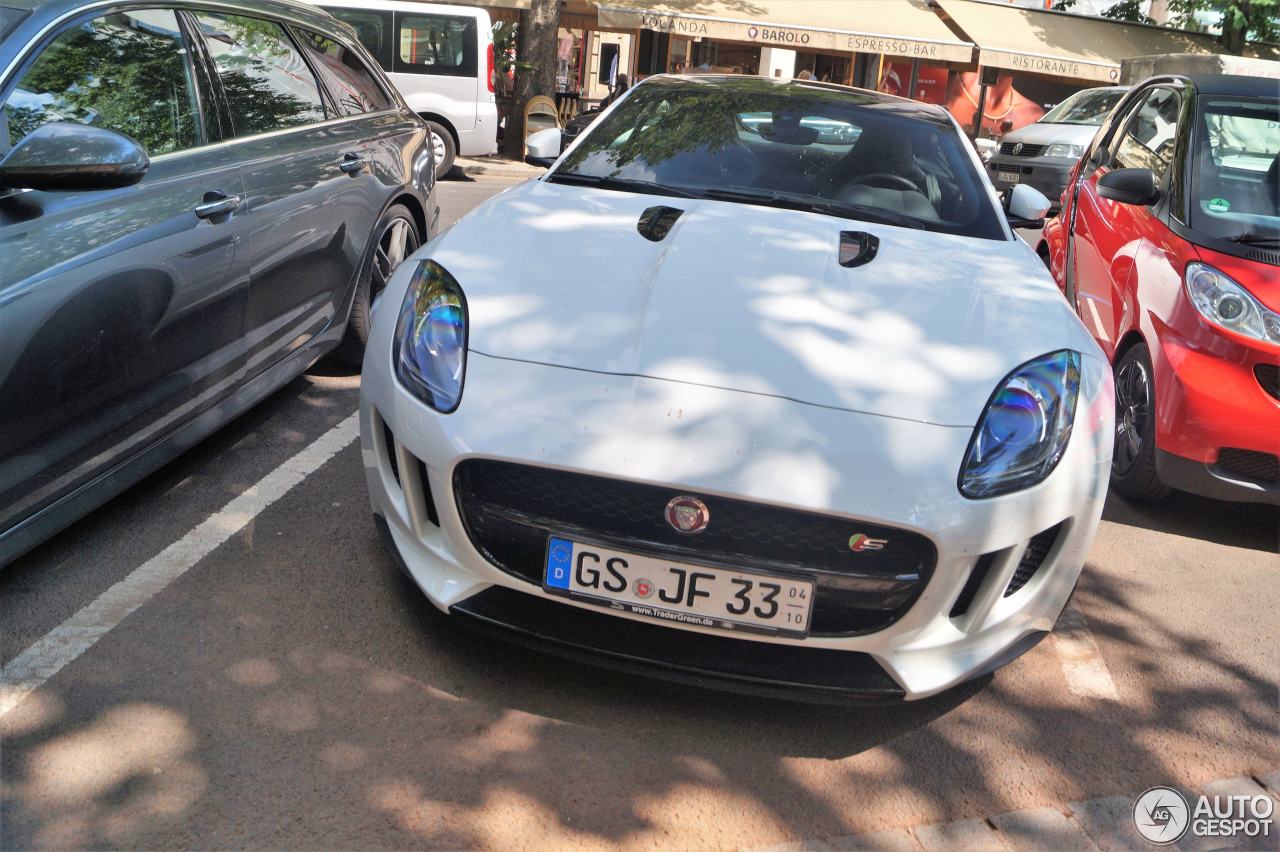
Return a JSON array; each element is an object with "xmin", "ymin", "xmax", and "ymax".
[
  {"xmin": 501, "ymin": 0, "xmax": 561, "ymax": 158},
  {"xmin": 1218, "ymin": 1, "xmax": 1248, "ymax": 55}
]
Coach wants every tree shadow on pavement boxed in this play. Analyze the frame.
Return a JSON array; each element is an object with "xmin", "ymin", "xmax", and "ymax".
[{"xmin": 1101, "ymin": 489, "xmax": 1279, "ymax": 554}]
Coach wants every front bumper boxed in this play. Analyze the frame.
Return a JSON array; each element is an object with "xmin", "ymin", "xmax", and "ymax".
[
  {"xmin": 988, "ymin": 156, "xmax": 1075, "ymax": 209},
  {"xmin": 361, "ymin": 340, "xmax": 1113, "ymax": 701},
  {"xmin": 1149, "ymin": 314, "xmax": 1280, "ymax": 504}
]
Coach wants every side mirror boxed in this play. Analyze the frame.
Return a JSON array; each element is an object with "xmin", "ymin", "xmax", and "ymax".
[
  {"xmin": 1006, "ymin": 183, "xmax": 1051, "ymax": 229},
  {"xmin": 524, "ymin": 127, "xmax": 562, "ymax": 168},
  {"xmin": 1097, "ymin": 167, "xmax": 1159, "ymax": 206},
  {"xmin": 0, "ymin": 123, "xmax": 149, "ymax": 191}
]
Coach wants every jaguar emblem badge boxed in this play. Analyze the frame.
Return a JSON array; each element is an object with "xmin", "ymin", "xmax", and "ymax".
[{"xmin": 665, "ymin": 496, "xmax": 710, "ymax": 534}]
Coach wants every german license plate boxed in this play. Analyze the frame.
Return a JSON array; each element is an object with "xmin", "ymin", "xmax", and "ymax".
[
  {"xmin": 544, "ymin": 537, "xmax": 813, "ymax": 637},
  {"xmin": 998, "ymin": 170, "xmax": 1021, "ymax": 184}
]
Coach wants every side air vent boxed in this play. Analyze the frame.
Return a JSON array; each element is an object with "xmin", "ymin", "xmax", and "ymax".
[
  {"xmin": 637, "ymin": 205, "xmax": 683, "ymax": 241},
  {"xmin": 1255, "ymin": 364, "xmax": 1280, "ymax": 402},
  {"xmin": 1004, "ymin": 523, "xmax": 1064, "ymax": 597},
  {"xmin": 839, "ymin": 231, "xmax": 880, "ymax": 267},
  {"xmin": 950, "ymin": 552, "xmax": 997, "ymax": 618}
]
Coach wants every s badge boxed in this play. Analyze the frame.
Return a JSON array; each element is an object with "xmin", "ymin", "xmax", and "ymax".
[{"xmin": 848, "ymin": 533, "xmax": 888, "ymax": 552}]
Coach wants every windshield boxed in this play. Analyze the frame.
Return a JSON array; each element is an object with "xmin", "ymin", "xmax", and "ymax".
[
  {"xmin": 553, "ymin": 77, "xmax": 1005, "ymax": 240},
  {"xmin": 1188, "ymin": 96, "xmax": 1279, "ymax": 243},
  {"xmin": 1039, "ymin": 88, "xmax": 1126, "ymax": 126}
]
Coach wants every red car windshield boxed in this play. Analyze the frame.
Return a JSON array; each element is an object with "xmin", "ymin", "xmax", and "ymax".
[{"xmin": 1188, "ymin": 96, "xmax": 1280, "ymax": 246}]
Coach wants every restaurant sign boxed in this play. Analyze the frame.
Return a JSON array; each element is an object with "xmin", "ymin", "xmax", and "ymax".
[
  {"xmin": 596, "ymin": 6, "xmax": 974, "ymax": 63},
  {"xmin": 979, "ymin": 48, "xmax": 1121, "ymax": 83}
]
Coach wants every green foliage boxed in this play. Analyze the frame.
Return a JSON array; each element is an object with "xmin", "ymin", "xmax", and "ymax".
[
  {"xmin": 1167, "ymin": 0, "xmax": 1280, "ymax": 46},
  {"xmin": 1101, "ymin": 0, "xmax": 1155, "ymax": 23}
]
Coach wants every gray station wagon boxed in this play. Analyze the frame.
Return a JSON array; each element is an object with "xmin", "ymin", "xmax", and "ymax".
[{"xmin": 0, "ymin": 0, "xmax": 437, "ymax": 566}]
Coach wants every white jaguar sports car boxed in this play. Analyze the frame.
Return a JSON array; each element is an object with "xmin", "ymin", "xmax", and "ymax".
[{"xmin": 359, "ymin": 75, "xmax": 1114, "ymax": 702}]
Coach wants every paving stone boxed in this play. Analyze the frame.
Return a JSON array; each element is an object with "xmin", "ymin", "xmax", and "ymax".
[
  {"xmin": 914, "ymin": 816, "xmax": 1005, "ymax": 851},
  {"xmin": 989, "ymin": 806, "xmax": 1099, "ymax": 850},
  {"xmin": 1070, "ymin": 795, "xmax": 1153, "ymax": 851}
]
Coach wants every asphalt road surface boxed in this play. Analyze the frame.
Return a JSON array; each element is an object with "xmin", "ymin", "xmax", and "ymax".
[{"xmin": 1, "ymin": 175, "xmax": 1277, "ymax": 850}]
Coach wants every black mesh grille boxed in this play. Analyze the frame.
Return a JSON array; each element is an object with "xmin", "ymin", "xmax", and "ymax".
[
  {"xmin": 452, "ymin": 459, "xmax": 936, "ymax": 637},
  {"xmin": 1004, "ymin": 523, "xmax": 1063, "ymax": 597},
  {"xmin": 951, "ymin": 552, "xmax": 997, "ymax": 617},
  {"xmin": 1000, "ymin": 142, "xmax": 1047, "ymax": 157},
  {"xmin": 1255, "ymin": 364, "xmax": 1280, "ymax": 402},
  {"xmin": 1216, "ymin": 448, "xmax": 1280, "ymax": 483}
]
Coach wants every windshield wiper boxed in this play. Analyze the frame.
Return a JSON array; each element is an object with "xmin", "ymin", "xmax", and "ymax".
[
  {"xmin": 545, "ymin": 172, "xmax": 699, "ymax": 199},
  {"xmin": 699, "ymin": 187, "xmax": 918, "ymax": 228},
  {"xmin": 1224, "ymin": 231, "xmax": 1280, "ymax": 248}
]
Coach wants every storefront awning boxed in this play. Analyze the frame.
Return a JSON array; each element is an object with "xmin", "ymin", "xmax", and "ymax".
[
  {"xmin": 935, "ymin": 0, "xmax": 1258, "ymax": 84},
  {"xmin": 596, "ymin": 0, "xmax": 975, "ymax": 64}
]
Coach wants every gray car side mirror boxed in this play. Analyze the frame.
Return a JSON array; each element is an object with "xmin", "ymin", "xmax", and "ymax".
[{"xmin": 0, "ymin": 122, "xmax": 149, "ymax": 191}]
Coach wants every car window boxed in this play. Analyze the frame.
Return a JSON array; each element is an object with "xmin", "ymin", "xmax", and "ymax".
[
  {"xmin": 3, "ymin": 10, "xmax": 199, "ymax": 155},
  {"xmin": 1039, "ymin": 89, "xmax": 1125, "ymax": 127},
  {"xmin": 191, "ymin": 12, "xmax": 327, "ymax": 137},
  {"xmin": 296, "ymin": 29, "xmax": 394, "ymax": 115},
  {"xmin": 1111, "ymin": 87, "xmax": 1181, "ymax": 181},
  {"xmin": 557, "ymin": 78, "xmax": 1005, "ymax": 240},
  {"xmin": 396, "ymin": 13, "xmax": 476, "ymax": 77},
  {"xmin": 0, "ymin": 5, "xmax": 28, "ymax": 40},
  {"xmin": 324, "ymin": 8, "xmax": 393, "ymax": 71},
  {"xmin": 1188, "ymin": 96, "xmax": 1279, "ymax": 242}
]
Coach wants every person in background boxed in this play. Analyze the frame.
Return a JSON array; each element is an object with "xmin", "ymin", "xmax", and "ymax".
[
  {"xmin": 601, "ymin": 73, "xmax": 629, "ymax": 109},
  {"xmin": 796, "ymin": 69, "xmax": 813, "ymax": 80}
]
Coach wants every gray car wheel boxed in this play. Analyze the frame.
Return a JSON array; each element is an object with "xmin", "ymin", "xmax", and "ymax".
[{"xmin": 335, "ymin": 204, "xmax": 420, "ymax": 365}]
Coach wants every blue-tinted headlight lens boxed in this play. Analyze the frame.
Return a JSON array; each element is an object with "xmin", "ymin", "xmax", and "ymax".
[
  {"xmin": 392, "ymin": 260, "xmax": 467, "ymax": 413},
  {"xmin": 960, "ymin": 350, "xmax": 1081, "ymax": 498}
]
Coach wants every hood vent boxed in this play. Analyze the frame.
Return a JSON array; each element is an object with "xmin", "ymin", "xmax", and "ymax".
[
  {"xmin": 839, "ymin": 231, "xmax": 880, "ymax": 268},
  {"xmin": 637, "ymin": 205, "xmax": 683, "ymax": 242}
]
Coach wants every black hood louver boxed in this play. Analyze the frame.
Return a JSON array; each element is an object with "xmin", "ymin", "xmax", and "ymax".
[
  {"xmin": 839, "ymin": 231, "xmax": 880, "ymax": 267},
  {"xmin": 637, "ymin": 205, "xmax": 683, "ymax": 241}
]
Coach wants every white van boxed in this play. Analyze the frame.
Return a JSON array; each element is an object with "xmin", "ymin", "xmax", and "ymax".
[{"xmin": 316, "ymin": 0, "xmax": 497, "ymax": 176}]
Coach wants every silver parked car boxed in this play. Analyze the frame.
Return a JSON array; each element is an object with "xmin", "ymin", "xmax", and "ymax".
[{"xmin": 987, "ymin": 86, "xmax": 1128, "ymax": 210}]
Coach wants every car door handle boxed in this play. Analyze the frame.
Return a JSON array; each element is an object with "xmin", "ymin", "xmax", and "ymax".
[
  {"xmin": 194, "ymin": 191, "xmax": 242, "ymax": 220},
  {"xmin": 339, "ymin": 153, "xmax": 368, "ymax": 175}
]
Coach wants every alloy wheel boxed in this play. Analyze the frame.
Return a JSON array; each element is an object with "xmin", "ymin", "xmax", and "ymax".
[
  {"xmin": 1113, "ymin": 356, "xmax": 1150, "ymax": 475},
  {"xmin": 370, "ymin": 216, "xmax": 418, "ymax": 299},
  {"xmin": 430, "ymin": 129, "xmax": 447, "ymax": 169}
]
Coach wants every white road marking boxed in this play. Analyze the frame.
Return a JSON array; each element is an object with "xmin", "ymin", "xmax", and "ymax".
[
  {"xmin": 0, "ymin": 412, "xmax": 360, "ymax": 721},
  {"xmin": 1052, "ymin": 606, "xmax": 1120, "ymax": 701}
]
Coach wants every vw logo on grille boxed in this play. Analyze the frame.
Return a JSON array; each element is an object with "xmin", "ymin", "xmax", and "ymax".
[
  {"xmin": 1012, "ymin": 142, "xmax": 1024, "ymax": 155},
  {"xmin": 665, "ymin": 496, "xmax": 710, "ymax": 534}
]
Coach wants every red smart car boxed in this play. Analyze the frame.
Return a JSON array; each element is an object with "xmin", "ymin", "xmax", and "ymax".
[{"xmin": 1041, "ymin": 74, "xmax": 1279, "ymax": 504}]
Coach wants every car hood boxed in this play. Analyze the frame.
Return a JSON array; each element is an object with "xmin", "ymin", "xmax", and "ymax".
[
  {"xmin": 1001, "ymin": 122, "xmax": 1101, "ymax": 148},
  {"xmin": 429, "ymin": 180, "xmax": 1096, "ymax": 427}
]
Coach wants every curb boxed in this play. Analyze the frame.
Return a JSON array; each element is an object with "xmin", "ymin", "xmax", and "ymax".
[{"xmin": 455, "ymin": 157, "xmax": 545, "ymax": 178}]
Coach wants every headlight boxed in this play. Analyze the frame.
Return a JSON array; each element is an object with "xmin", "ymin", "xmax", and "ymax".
[
  {"xmin": 960, "ymin": 350, "xmax": 1081, "ymax": 498},
  {"xmin": 393, "ymin": 260, "xmax": 467, "ymax": 413},
  {"xmin": 1043, "ymin": 143, "xmax": 1084, "ymax": 159},
  {"xmin": 1185, "ymin": 262, "xmax": 1280, "ymax": 345}
]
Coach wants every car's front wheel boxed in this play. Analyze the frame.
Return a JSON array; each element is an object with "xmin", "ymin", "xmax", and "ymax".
[
  {"xmin": 336, "ymin": 204, "xmax": 420, "ymax": 365},
  {"xmin": 1110, "ymin": 343, "xmax": 1171, "ymax": 501}
]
